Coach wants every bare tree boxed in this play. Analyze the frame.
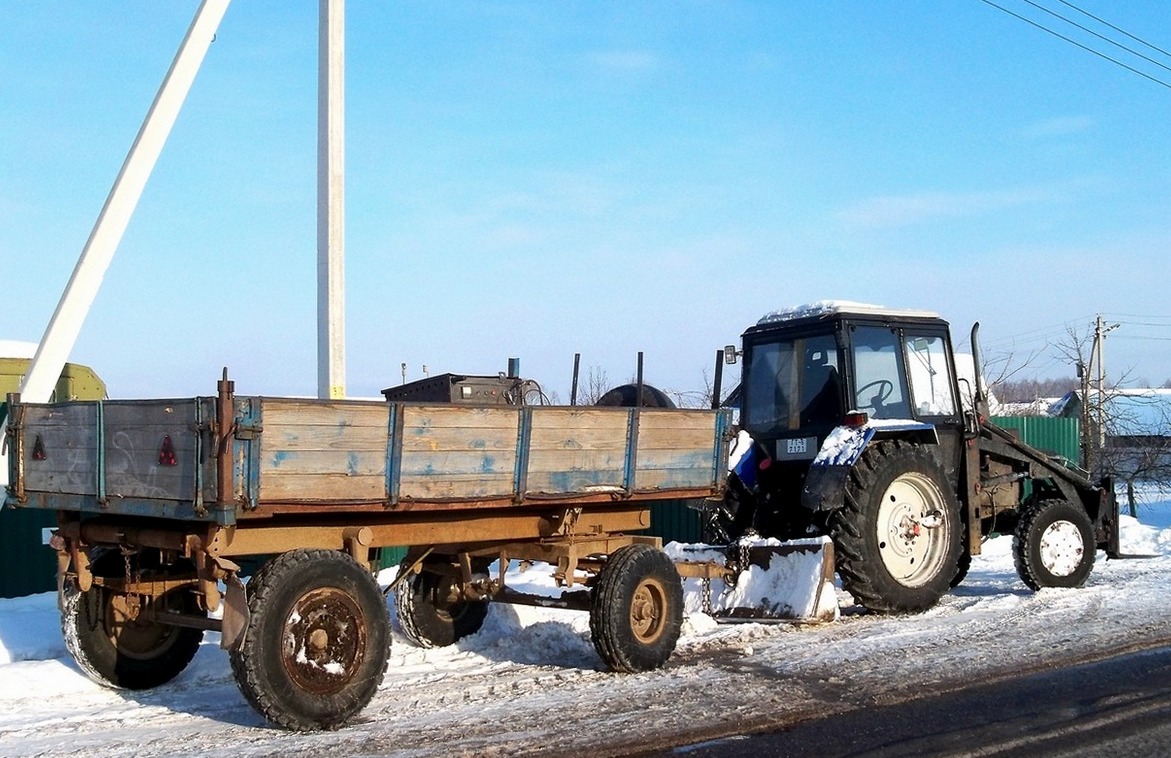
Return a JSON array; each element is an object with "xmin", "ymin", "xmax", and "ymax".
[{"xmin": 576, "ymin": 366, "xmax": 611, "ymax": 405}]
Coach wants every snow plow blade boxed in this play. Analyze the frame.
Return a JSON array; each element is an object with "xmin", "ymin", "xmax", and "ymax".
[{"xmin": 669, "ymin": 537, "xmax": 839, "ymax": 622}]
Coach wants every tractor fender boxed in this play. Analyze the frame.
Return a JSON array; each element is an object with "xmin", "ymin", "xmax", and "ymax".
[{"xmin": 800, "ymin": 421, "xmax": 938, "ymax": 512}]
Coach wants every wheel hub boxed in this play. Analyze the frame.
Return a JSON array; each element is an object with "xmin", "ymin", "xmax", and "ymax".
[
  {"xmin": 106, "ymin": 592, "xmax": 178, "ymax": 660},
  {"xmin": 630, "ymin": 580, "xmax": 666, "ymax": 644},
  {"xmin": 876, "ymin": 474, "xmax": 949, "ymax": 587},
  {"xmin": 1038, "ymin": 520, "xmax": 1085, "ymax": 577},
  {"xmin": 282, "ymin": 587, "xmax": 367, "ymax": 695}
]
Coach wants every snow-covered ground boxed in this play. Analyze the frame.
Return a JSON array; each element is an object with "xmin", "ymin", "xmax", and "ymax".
[{"xmin": 2, "ymin": 490, "xmax": 1171, "ymax": 757}]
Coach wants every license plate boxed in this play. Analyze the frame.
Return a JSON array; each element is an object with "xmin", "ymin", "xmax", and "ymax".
[{"xmin": 776, "ymin": 436, "xmax": 818, "ymax": 460}]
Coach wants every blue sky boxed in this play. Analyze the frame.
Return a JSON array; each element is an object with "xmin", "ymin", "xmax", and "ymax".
[{"xmin": 2, "ymin": 1, "xmax": 1169, "ymax": 400}]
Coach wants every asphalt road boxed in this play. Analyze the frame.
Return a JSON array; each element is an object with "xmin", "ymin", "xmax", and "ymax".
[{"xmin": 667, "ymin": 644, "xmax": 1171, "ymax": 758}]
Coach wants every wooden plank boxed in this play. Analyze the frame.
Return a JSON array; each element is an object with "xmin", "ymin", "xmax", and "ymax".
[
  {"xmin": 262, "ymin": 424, "xmax": 388, "ymax": 452},
  {"xmin": 399, "ymin": 425, "xmax": 518, "ymax": 453},
  {"xmin": 259, "ymin": 449, "xmax": 386, "ymax": 477},
  {"xmin": 636, "ymin": 410, "xmax": 719, "ymax": 432},
  {"xmin": 259, "ymin": 399, "xmax": 389, "ymax": 429},
  {"xmin": 259, "ymin": 472, "xmax": 386, "ymax": 502},
  {"xmin": 526, "ymin": 449, "xmax": 624, "ymax": 473},
  {"xmin": 399, "ymin": 472, "xmax": 516, "ymax": 500},
  {"xmin": 636, "ymin": 426, "xmax": 716, "ymax": 451},
  {"xmin": 400, "ymin": 405, "xmax": 521, "ymax": 430},
  {"xmin": 525, "ymin": 470, "xmax": 626, "ymax": 494}
]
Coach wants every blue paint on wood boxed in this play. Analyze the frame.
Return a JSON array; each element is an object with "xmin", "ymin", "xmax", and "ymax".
[{"xmin": 269, "ymin": 450, "xmax": 296, "ymax": 468}]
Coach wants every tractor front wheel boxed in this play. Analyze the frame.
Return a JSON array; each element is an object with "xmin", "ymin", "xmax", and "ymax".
[{"xmin": 1014, "ymin": 499, "xmax": 1095, "ymax": 590}]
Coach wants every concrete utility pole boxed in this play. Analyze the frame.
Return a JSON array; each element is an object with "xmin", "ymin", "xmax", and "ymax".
[
  {"xmin": 317, "ymin": 0, "xmax": 346, "ymax": 400},
  {"xmin": 19, "ymin": 0, "xmax": 230, "ymax": 406},
  {"xmin": 0, "ymin": 0, "xmax": 230, "ymax": 489},
  {"xmin": 1091, "ymin": 313, "xmax": 1120, "ymax": 465}
]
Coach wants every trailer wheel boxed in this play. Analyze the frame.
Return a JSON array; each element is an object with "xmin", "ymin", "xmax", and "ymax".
[
  {"xmin": 229, "ymin": 549, "xmax": 390, "ymax": 731},
  {"xmin": 1014, "ymin": 499, "xmax": 1095, "ymax": 591},
  {"xmin": 590, "ymin": 544, "xmax": 683, "ymax": 673},
  {"xmin": 395, "ymin": 559, "xmax": 490, "ymax": 648},
  {"xmin": 62, "ymin": 551, "xmax": 203, "ymax": 690},
  {"xmin": 832, "ymin": 440, "xmax": 962, "ymax": 614}
]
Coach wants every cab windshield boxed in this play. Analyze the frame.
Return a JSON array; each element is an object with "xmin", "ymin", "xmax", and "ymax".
[{"xmin": 743, "ymin": 333, "xmax": 842, "ymax": 434}]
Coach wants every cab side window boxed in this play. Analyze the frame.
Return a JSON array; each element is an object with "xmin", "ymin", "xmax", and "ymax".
[
  {"xmin": 850, "ymin": 326, "xmax": 910, "ymax": 419},
  {"xmin": 904, "ymin": 335, "xmax": 957, "ymax": 417}
]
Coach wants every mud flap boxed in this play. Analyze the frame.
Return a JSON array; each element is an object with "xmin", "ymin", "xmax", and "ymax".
[
  {"xmin": 220, "ymin": 573, "xmax": 249, "ymax": 651},
  {"xmin": 670, "ymin": 537, "xmax": 838, "ymax": 622}
]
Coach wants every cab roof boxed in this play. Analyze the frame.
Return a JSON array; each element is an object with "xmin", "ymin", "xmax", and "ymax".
[{"xmin": 756, "ymin": 301, "xmax": 940, "ymax": 326}]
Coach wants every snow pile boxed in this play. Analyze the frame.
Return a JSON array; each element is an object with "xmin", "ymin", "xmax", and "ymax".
[
  {"xmin": 812, "ymin": 425, "xmax": 872, "ymax": 466},
  {"xmin": 666, "ymin": 537, "xmax": 838, "ymax": 621},
  {"xmin": 757, "ymin": 301, "xmax": 939, "ymax": 325},
  {"xmin": 0, "ymin": 340, "xmax": 38, "ymax": 359}
]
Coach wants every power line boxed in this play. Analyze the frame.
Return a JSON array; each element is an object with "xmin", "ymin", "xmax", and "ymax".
[
  {"xmin": 1019, "ymin": 0, "xmax": 1171, "ymax": 76},
  {"xmin": 1055, "ymin": 0, "xmax": 1171, "ymax": 60},
  {"xmin": 975, "ymin": 0, "xmax": 1171, "ymax": 90}
]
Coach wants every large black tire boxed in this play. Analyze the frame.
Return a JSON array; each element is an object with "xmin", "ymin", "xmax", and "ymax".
[
  {"xmin": 395, "ymin": 559, "xmax": 490, "ymax": 648},
  {"xmin": 831, "ymin": 440, "xmax": 962, "ymax": 614},
  {"xmin": 590, "ymin": 544, "xmax": 683, "ymax": 673},
  {"xmin": 62, "ymin": 551, "xmax": 203, "ymax": 690},
  {"xmin": 1014, "ymin": 499, "xmax": 1095, "ymax": 591},
  {"xmin": 229, "ymin": 549, "xmax": 390, "ymax": 731}
]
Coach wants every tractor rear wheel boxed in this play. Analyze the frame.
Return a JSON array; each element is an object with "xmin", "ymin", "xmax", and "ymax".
[
  {"xmin": 831, "ymin": 440, "xmax": 962, "ymax": 614},
  {"xmin": 1013, "ymin": 499, "xmax": 1095, "ymax": 590}
]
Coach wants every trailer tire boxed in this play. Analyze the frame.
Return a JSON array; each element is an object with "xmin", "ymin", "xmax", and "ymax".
[
  {"xmin": 62, "ymin": 551, "xmax": 203, "ymax": 691},
  {"xmin": 1014, "ymin": 499, "xmax": 1095, "ymax": 591},
  {"xmin": 832, "ymin": 440, "xmax": 962, "ymax": 614},
  {"xmin": 590, "ymin": 544, "xmax": 683, "ymax": 673},
  {"xmin": 395, "ymin": 559, "xmax": 490, "ymax": 648},
  {"xmin": 229, "ymin": 549, "xmax": 390, "ymax": 731}
]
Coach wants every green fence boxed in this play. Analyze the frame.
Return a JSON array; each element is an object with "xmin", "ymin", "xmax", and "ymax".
[{"xmin": 990, "ymin": 415, "xmax": 1081, "ymax": 465}]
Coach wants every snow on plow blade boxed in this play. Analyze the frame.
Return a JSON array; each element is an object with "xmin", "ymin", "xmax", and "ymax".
[{"xmin": 669, "ymin": 537, "xmax": 839, "ymax": 622}]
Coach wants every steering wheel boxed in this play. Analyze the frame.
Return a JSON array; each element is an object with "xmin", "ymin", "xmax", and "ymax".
[{"xmin": 856, "ymin": 379, "xmax": 894, "ymax": 408}]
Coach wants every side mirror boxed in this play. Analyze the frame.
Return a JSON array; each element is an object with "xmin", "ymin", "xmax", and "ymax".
[{"xmin": 723, "ymin": 345, "xmax": 740, "ymax": 365}]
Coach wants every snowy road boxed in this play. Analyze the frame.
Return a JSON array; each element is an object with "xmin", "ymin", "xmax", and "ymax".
[{"xmin": 2, "ymin": 503, "xmax": 1170, "ymax": 757}]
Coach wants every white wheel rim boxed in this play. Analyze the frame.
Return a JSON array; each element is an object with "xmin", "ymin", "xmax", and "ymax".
[
  {"xmin": 876, "ymin": 473, "xmax": 949, "ymax": 587},
  {"xmin": 1038, "ymin": 520, "xmax": 1085, "ymax": 577}
]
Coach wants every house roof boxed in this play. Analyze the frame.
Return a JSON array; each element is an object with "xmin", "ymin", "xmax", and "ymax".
[{"xmin": 1105, "ymin": 389, "xmax": 1171, "ymax": 436}]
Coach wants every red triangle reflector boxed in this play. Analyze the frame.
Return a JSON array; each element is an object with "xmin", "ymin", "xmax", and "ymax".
[
  {"xmin": 159, "ymin": 435, "xmax": 178, "ymax": 466},
  {"xmin": 32, "ymin": 435, "xmax": 46, "ymax": 461}
]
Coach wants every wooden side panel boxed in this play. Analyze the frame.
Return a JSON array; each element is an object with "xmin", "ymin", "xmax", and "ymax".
[
  {"xmin": 258, "ymin": 399, "xmax": 389, "ymax": 502},
  {"xmin": 20, "ymin": 404, "xmax": 98, "ymax": 495},
  {"xmin": 526, "ymin": 408, "xmax": 629, "ymax": 494},
  {"xmin": 103, "ymin": 402, "xmax": 202, "ymax": 501},
  {"xmin": 398, "ymin": 406, "xmax": 519, "ymax": 500},
  {"xmin": 635, "ymin": 409, "xmax": 719, "ymax": 490}
]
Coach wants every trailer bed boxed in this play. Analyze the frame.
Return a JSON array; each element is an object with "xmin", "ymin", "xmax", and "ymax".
[{"xmin": 6, "ymin": 394, "xmax": 732, "ymax": 524}]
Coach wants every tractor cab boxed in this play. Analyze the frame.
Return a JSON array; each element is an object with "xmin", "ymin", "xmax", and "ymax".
[
  {"xmin": 738, "ymin": 303, "xmax": 964, "ymax": 463},
  {"xmin": 724, "ymin": 303, "xmax": 968, "ymax": 541}
]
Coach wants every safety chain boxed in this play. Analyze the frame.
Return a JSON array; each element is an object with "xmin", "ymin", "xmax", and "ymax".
[{"xmin": 701, "ymin": 576, "xmax": 713, "ymax": 616}]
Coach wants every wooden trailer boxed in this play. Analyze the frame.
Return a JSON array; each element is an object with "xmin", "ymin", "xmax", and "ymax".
[{"xmin": 4, "ymin": 373, "xmax": 733, "ymax": 730}]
